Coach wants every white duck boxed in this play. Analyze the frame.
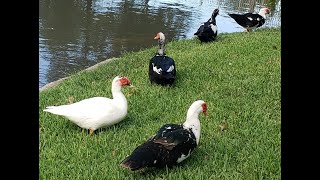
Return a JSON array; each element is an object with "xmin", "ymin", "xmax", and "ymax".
[
  {"xmin": 43, "ymin": 76, "xmax": 132, "ymax": 135},
  {"xmin": 121, "ymin": 100, "xmax": 207, "ymax": 171}
]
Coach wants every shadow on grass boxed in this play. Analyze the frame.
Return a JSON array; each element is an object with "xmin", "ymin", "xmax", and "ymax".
[
  {"xmin": 61, "ymin": 116, "xmax": 136, "ymax": 135},
  {"xmin": 120, "ymin": 149, "xmax": 204, "ymax": 178}
]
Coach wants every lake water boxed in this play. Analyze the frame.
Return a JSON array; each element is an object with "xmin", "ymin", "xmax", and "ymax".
[{"xmin": 39, "ymin": 0, "xmax": 281, "ymax": 88}]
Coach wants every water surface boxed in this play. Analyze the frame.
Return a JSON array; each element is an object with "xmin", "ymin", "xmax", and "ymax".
[{"xmin": 39, "ymin": 0, "xmax": 281, "ymax": 88}]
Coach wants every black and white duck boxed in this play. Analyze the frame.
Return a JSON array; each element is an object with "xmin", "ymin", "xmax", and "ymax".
[
  {"xmin": 228, "ymin": 7, "xmax": 270, "ymax": 32},
  {"xmin": 120, "ymin": 100, "xmax": 207, "ymax": 171},
  {"xmin": 149, "ymin": 32, "xmax": 176, "ymax": 86},
  {"xmin": 194, "ymin": 9, "xmax": 219, "ymax": 42}
]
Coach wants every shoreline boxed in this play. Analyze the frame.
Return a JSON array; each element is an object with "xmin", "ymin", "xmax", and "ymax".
[{"xmin": 39, "ymin": 57, "xmax": 118, "ymax": 92}]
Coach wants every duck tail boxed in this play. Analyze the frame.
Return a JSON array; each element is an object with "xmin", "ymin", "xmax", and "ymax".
[
  {"xmin": 43, "ymin": 105, "xmax": 69, "ymax": 116},
  {"xmin": 120, "ymin": 142, "xmax": 156, "ymax": 171}
]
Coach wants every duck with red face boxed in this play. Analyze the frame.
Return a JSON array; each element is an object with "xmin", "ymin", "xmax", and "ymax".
[
  {"xmin": 43, "ymin": 76, "xmax": 132, "ymax": 135},
  {"xmin": 121, "ymin": 100, "xmax": 208, "ymax": 171},
  {"xmin": 229, "ymin": 7, "xmax": 271, "ymax": 32}
]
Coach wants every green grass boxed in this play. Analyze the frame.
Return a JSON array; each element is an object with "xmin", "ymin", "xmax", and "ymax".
[{"xmin": 39, "ymin": 28, "xmax": 281, "ymax": 179}]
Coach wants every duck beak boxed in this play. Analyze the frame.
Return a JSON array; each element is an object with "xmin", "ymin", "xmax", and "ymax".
[
  {"xmin": 127, "ymin": 80, "xmax": 134, "ymax": 87},
  {"xmin": 203, "ymin": 111, "xmax": 208, "ymax": 116},
  {"xmin": 154, "ymin": 33, "xmax": 160, "ymax": 39}
]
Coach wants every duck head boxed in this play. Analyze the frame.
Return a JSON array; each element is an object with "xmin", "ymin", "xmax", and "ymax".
[
  {"xmin": 213, "ymin": 9, "xmax": 219, "ymax": 16},
  {"xmin": 186, "ymin": 100, "xmax": 208, "ymax": 119},
  {"xmin": 211, "ymin": 9, "xmax": 219, "ymax": 22},
  {"xmin": 183, "ymin": 100, "xmax": 208, "ymax": 145},
  {"xmin": 201, "ymin": 101, "xmax": 208, "ymax": 116},
  {"xmin": 154, "ymin": 32, "xmax": 166, "ymax": 55},
  {"xmin": 259, "ymin": 7, "xmax": 270, "ymax": 17},
  {"xmin": 154, "ymin": 32, "xmax": 165, "ymax": 41},
  {"xmin": 112, "ymin": 76, "xmax": 132, "ymax": 90}
]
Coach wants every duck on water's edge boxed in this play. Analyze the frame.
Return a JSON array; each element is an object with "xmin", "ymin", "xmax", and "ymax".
[
  {"xmin": 194, "ymin": 8, "xmax": 219, "ymax": 43},
  {"xmin": 228, "ymin": 7, "xmax": 270, "ymax": 32}
]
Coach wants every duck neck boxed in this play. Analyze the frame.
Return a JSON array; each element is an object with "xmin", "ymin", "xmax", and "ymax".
[
  {"xmin": 212, "ymin": 13, "xmax": 218, "ymax": 20},
  {"xmin": 183, "ymin": 109, "xmax": 201, "ymax": 144},
  {"xmin": 157, "ymin": 40, "xmax": 165, "ymax": 56},
  {"xmin": 209, "ymin": 12, "xmax": 218, "ymax": 23},
  {"xmin": 111, "ymin": 85, "xmax": 128, "ymax": 111}
]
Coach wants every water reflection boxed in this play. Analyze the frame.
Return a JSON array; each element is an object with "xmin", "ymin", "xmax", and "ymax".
[{"xmin": 39, "ymin": 0, "xmax": 281, "ymax": 88}]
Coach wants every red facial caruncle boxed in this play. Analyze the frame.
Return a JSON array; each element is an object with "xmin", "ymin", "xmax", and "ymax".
[{"xmin": 201, "ymin": 102, "xmax": 208, "ymax": 116}]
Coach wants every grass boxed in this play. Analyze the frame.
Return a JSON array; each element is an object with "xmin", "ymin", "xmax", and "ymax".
[{"xmin": 39, "ymin": 28, "xmax": 281, "ymax": 179}]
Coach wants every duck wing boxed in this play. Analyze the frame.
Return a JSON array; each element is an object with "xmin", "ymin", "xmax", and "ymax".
[
  {"xmin": 229, "ymin": 13, "xmax": 265, "ymax": 28},
  {"xmin": 152, "ymin": 124, "xmax": 196, "ymax": 150},
  {"xmin": 44, "ymin": 97, "xmax": 116, "ymax": 120}
]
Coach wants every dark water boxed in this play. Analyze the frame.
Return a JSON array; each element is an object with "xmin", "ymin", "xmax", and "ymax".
[{"xmin": 39, "ymin": 0, "xmax": 281, "ymax": 88}]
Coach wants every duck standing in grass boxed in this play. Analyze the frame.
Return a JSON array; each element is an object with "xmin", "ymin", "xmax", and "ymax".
[
  {"xmin": 228, "ymin": 7, "xmax": 270, "ymax": 32},
  {"xmin": 194, "ymin": 9, "xmax": 219, "ymax": 42},
  {"xmin": 149, "ymin": 32, "xmax": 176, "ymax": 86},
  {"xmin": 120, "ymin": 100, "xmax": 207, "ymax": 171},
  {"xmin": 43, "ymin": 76, "xmax": 132, "ymax": 135}
]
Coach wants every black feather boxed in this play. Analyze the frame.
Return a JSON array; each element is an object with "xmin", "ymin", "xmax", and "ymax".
[
  {"xmin": 120, "ymin": 124, "xmax": 197, "ymax": 171},
  {"xmin": 149, "ymin": 55, "xmax": 176, "ymax": 86},
  {"xmin": 194, "ymin": 9, "xmax": 219, "ymax": 42},
  {"xmin": 228, "ymin": 13, "xmax": 265, "ymax": 29}
]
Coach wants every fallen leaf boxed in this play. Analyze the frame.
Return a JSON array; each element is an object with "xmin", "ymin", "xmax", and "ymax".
[
  {"xmin": 68, "ymin": 96, "xmax": 75, "ymax": 104},
  {"xmin": 219, "ymin": 121, "xmax": 228, "ymax": 131}
]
